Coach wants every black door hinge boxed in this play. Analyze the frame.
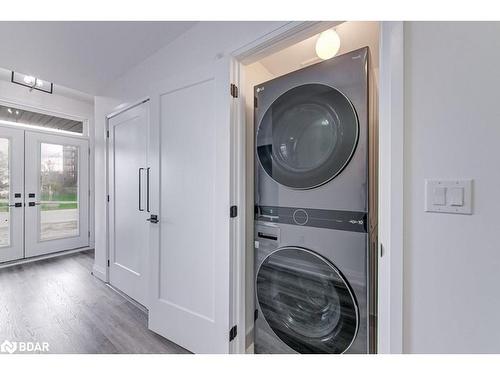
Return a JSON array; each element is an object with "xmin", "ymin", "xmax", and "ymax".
[
  {"xmin": 107, "ymin": 260, "xmax": 110, "ymax": 267},
  {"xmin": 230, "ymin": 84, "xmax": 238, "ymax": 98},
  {"xmin": 229, "ymin": 325, "xmax": 237, "ymax": 342},
  {"xmin": 107, "ymin": 195, "xmax": 110, "ymax": 202},
  {"xmin": 254, "ymin": 309, "xmax": 259, "ymax": 321},
  {"xmin": 106, "ymin": 130, "xmax": 110, "ymax": 138},
  {"xmin": 254, "ymin": 97, "xmax": 258, "ymax": 108},
  {"xmin": 230, "ymin": 205, "xmax": 237, "ymax": 218}
]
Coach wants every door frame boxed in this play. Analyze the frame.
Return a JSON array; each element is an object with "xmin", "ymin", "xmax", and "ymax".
[
  {"xmin": 229, "ymin": 20, "xmax": 404, "ymax": 353},
  {"xmin": 377, "ymin": 21, "xmax": 404, "ymax": 354}
]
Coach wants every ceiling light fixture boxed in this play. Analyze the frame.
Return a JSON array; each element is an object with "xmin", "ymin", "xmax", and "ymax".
[
  {"xmin": 11, "ymin": 71, "xmax": 53, "ymax": 94},
  {"xmin": 315, "ymin": 29, "xmax": 341, "ymax": 60}
]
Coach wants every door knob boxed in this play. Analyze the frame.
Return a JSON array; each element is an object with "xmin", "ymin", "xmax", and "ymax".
[
  {"xmin": 8, "ymin": 203, "xmax": 22, "ymax": 207},
  {"xmin": 146, "ymin": 214, "xmax": 159, "ymax": 224}
]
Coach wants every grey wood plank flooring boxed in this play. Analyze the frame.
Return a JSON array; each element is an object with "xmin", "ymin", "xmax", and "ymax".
[{"xmin": 0, "ymin": 250, "xmax": 190, "ymax": 354}]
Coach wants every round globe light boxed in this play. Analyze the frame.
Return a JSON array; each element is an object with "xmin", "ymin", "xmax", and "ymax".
[{"xmin": 315, "ymin": 29, "xmax": 341, "ymax": 60}]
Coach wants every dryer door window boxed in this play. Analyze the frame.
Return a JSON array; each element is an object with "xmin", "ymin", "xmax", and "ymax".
[
  {"xmin": 256, "ymin": 247, "xmax": 359, "ymax": 354},
  {"xmin": 256, "ymin": 84, "xmax": 359, "ymax": 189}
]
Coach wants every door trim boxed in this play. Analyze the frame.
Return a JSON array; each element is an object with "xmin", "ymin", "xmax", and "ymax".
[{"xmin": 377, "ymin": 21, "xmax": 404, "ymax": 354}]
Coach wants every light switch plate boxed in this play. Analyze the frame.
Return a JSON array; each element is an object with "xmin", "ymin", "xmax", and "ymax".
[{"xmin": 425, "ymin": 179, "xmax": 472, "ymax": 214}]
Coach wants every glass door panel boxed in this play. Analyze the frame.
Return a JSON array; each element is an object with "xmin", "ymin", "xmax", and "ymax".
[
  {"xmin": 40, "ymin": 143, "xmax": 80, "ymax": 241},
  {"xmin": 25, "ymin": 131, "xmax": 88, "ymax": 258},
  {"xmin": 0, "ymin": 127, "xmax": 24, "ymax": 263},
  {"xmin": 0, "ymin": 138, "xmax": 10, "ymax": 247}
]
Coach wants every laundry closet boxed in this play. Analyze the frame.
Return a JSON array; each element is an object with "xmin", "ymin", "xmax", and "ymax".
[{"xmin": 242, "ymin": 21, "xmax": 379, "ymax": 353}]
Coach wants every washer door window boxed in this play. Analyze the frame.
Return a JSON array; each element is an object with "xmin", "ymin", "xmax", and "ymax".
[
  {"xmin": 256, "ymin": 84, "xmax": 359, "ymax": 189},
  {"xmin": 256, "ymin": 247, "xmax": 359, "ymax": 354}
]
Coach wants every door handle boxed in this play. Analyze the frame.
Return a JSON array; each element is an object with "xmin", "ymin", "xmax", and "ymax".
[
  {"xmin": 146, "ymin": 214, "xmax": 159, "ymax": 224},
  {"xmin": 28, "ymin": 202, "xmax": 41, "ymax": 207},
  {"xmin": 8, "ymin": 203, "xmax": 23, "ymax": 207},
  {"xmin": 138, "ymin": 168, "xmax": 144, "ymax": 212},
  {"xmin": 146, "ymin": 167, "xmax": 150, "ymax": 213}
]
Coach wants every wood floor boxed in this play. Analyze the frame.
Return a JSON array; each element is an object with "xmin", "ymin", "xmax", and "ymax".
[{"xmin": 0, "ymin": 250, "xmax": 190, "ymax": 354}]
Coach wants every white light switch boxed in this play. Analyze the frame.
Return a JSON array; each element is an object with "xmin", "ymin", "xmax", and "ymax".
[
  {"xmin": 432, "ymin": 186, "xmax": 446, "ymax": 205},
  {"xmin": 448, "ymin": 187, "xmax": 464, "ymax": 206},
  {"xmin": 425, "ymin": 179, "xmax": 472, "ymax": 214}
]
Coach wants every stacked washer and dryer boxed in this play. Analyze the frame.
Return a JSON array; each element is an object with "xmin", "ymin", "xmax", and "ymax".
[{"xmin": 253, "ymin": 47, "xmax": 373, "ymax": 354}]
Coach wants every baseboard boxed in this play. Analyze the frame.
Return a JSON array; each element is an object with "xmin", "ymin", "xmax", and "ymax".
[
  {"xmin": 0, "ymin": 247, "xmax": 94, "ymax": 269},
  {"xmin": 91, "ymin": 264, "xmax": 107, "ymax": 282}
]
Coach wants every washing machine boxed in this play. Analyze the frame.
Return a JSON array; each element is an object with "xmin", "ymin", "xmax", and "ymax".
[
  {"xmin": 254, "ymin": 221, "xmax": 367, "ymax": 354},
  {"xmin": 253, "ymin": 47, "xmax": 370, "ymax": 354}
]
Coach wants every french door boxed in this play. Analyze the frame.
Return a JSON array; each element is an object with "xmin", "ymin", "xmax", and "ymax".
[{"xmin": 0, "ymin": 126, "xmax": 89, "ymax": 263}]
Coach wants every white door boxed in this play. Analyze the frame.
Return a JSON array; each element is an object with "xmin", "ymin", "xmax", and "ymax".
[
  {"xmin": 24, "ymin": 131, "xmax": 89, "ymax": 257},
  {"xmin": 148, "ymin": 58, "xmax": 236, "ymax": 353},
  {"xmin": 108, "ymin": 102, "xmax": 150, "ymax": 307},
  {"xmin": 0, "ymin": 127, "xmax": 24, "ymax": 263}
]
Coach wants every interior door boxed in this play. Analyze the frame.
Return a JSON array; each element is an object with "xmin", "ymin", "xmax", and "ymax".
[
  {"xmin": 148, "ymin": 57, "xmax": 235, "ymax": 353},
  {"xmin": 0, "ymin": 127, "xmax": 24, "ymax": 263},
  {"xmin": 108, "ymin": 101, "xmax": 150, "ymax": 307},
  {"xmin": 24, "ymin": 131, "xmax": 89, "ymax": 257}
]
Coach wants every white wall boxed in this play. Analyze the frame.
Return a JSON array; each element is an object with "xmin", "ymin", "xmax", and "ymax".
[
  {"xmin": 0, "ymin": 76, "xmax": 96, "ymax": 247},
  {"xmin": 93, "ymin": 22, "xmax": 290, "ymax": 280},
  {"xmin": 403, "ymin": 22, "xmax": 500, "ymax": 353}
]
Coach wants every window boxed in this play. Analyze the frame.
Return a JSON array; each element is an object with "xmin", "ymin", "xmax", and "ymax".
[{"xmin": 0, "ymin": 104, "xmax": 83, "ymax": 135}]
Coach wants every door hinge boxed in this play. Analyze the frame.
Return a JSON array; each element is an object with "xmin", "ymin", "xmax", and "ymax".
[
  {"xmin": 254, "ymin": 309, "xmax": 259, "ymax": 321},
  {"xmin": 230, "ymin": 84, "xmax": 238, "ymax": 98},
  {"xmin": 88, "ymin": 230, "xmax": 90, "ymax": 238},
  {"xmin": 230, "ymin": 205, "xmax": 237, "ymax": 218},
  {"xmin": 107, "ymin": 260, "xmax": 110, "ymax": 267},
  {"xmin": 107, "ymin": 195, "xmax": 110, "ymax": 202},
  {"xmin": 106, "ymin": 130, "xmax": 110, "ymax": 138},
  {"xmin": 229, "ymin": 325, "xmax": 237, "ymax": 342},
  {"xmin": 254, "ymin": 97, "xmax": 258, "ymax": 108}
]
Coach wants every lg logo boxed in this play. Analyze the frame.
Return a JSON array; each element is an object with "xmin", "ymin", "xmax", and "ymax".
[{"xmin": 0, "ymin": 339, "xmax": 50, "ymax": 354}]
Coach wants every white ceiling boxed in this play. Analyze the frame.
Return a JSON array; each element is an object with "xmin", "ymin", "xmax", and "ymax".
[
  {"xmin": 0, "ymin": 21, "xmax": 196, "ymax": 95},
  {"xmin": 258, "ymin": 21, "xmax": 380, "ymax": 78}
]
